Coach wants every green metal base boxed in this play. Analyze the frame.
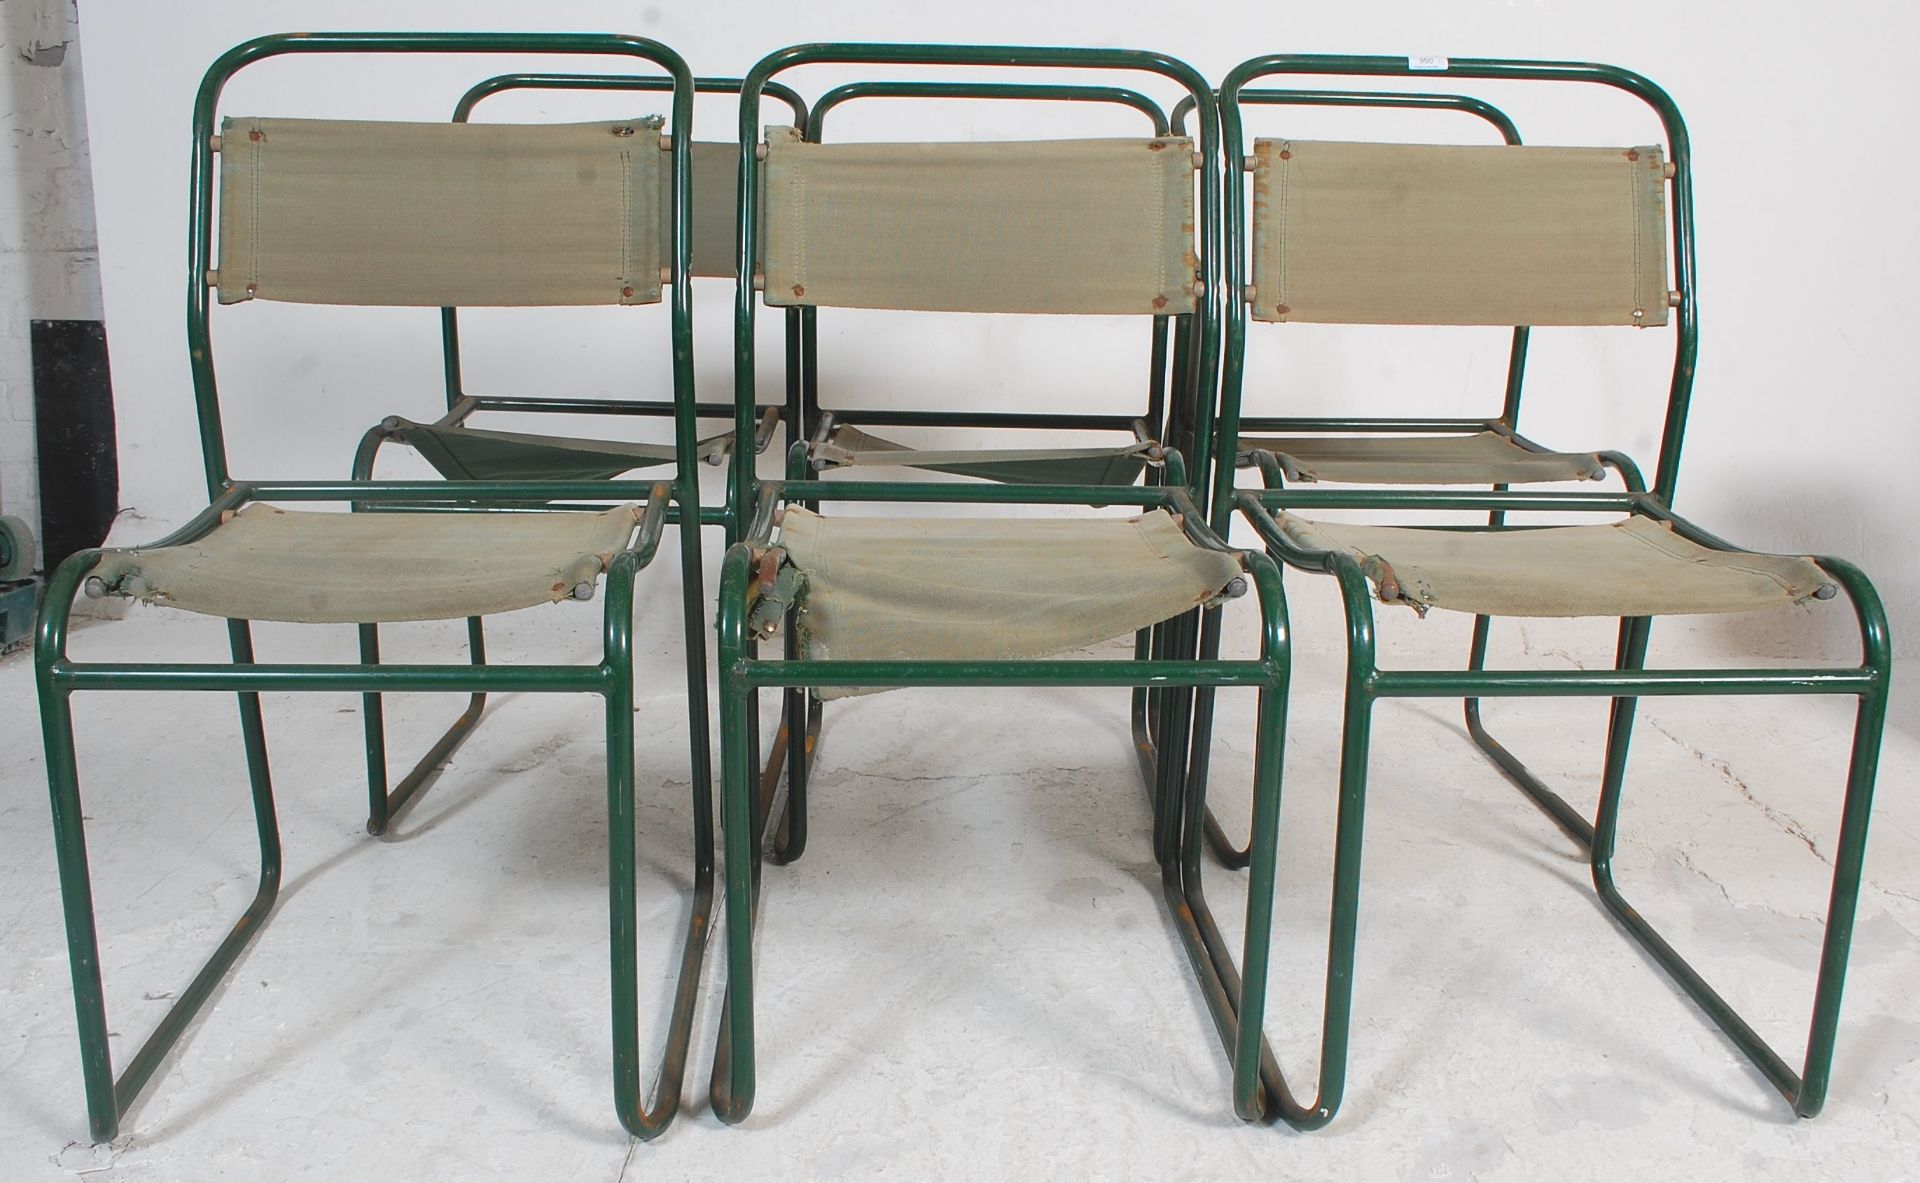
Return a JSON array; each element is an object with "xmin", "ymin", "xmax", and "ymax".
[{"xmin": 1231, "ymin": 488, "xmax": 1893, "ymax": 1123}]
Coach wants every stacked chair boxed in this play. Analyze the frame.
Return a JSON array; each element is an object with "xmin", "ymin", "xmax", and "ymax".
[
  {"xmin": 710, "ymin": 43, "xmax": 1291, "ymax": 1125},
  {"xmin": 34, "ymin": 32, "xmax": 719, "ymax": 1143},
  {"xmin": 32, "ymin": 32, "xmax": 1892, "ymax": 1144},
  {"xmin": 1204, "ymin": 53, "xmax": 1891, "ymax": 1123}
]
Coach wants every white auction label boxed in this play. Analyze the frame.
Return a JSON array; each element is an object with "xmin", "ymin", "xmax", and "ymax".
[{"xmin": 1408, "ymin": 55, "xmax": 1449, "ymax": 71}]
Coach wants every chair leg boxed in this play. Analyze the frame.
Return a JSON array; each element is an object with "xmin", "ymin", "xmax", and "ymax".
[
  {"xmin": 1462, "ymin": 612, "xmax": 1602, "ymax": 847},
  {"xmin": 755, "ymin": 689, "xmax": 821, "ymax": 867},
  {"xmin": 709, "ymin": 636, "xmax": 760, "ymax": 1125},
  {"xmin": 1584, "ymin": 614, "xmax": 1891, "ymax": 1117},
  {"xmin": 1170, "ymin": 670, "xmax": 1369, "ymax": 1128},
  {"xmin": 40, "ymin": 618, "xmax": 285, "ymax": 1143},
  {"xmin": 1187, "ymin": 605, "xmax": 1254, "ymax": 870},
  {"xmin": 604, "ymin": 620, "xmax": 708, "ymax": 1140},
  {"xmin": 361, "ymin": 616, "xmax": 489, "ymax": 836}
]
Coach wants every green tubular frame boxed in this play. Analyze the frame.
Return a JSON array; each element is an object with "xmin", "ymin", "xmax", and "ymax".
[
  {"xmin": 766, "ymin": 79, "xmax": 1182, "ymax": 868},
  {"xmin": 1235, "ymin": 477, "xmax": 1890, "ymax": 1122},
  {"xmin": 347, "ymin": 72, "xmax": 807, "ymax": 839},
  {"xmin": 40, "ymin": 32, "xmax": 711, "ymax": 1144},
  {"xmin": 712, "ymin": 42, "xmax": 1292, "ymax": 1126},
  {"xmin": 1199, "ymin": 56, "xmax": 1885, "ymax": 1123},
  {"xmin": 1189, "ymin": 63, "xmax": 1687, "ymax": 869}
]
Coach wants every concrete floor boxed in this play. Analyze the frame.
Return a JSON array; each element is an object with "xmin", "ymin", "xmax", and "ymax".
[{"xmin": 3, "ymin": 560, "xmax": 1918, "ymax": 1181}]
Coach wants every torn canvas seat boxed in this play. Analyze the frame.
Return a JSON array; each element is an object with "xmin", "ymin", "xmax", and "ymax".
[
  {"xmin": 1266, "ymin": 511, "xmax": 1835, "ymax": 618},
  {"xmin": 87, "ymin": 503, "xmax": 643, "ymax": 624},
  {"xmin": 772, "ymin": 507, "xmax": 1243, "ymax": 683}
]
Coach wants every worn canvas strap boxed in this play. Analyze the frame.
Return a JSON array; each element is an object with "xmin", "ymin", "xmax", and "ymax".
[
  {"xmin": 1274, "ymin": 512, "xmax": 1834, "ymax": 617},
  {"xmin": 814, "ymin": 425, "xmax": 1153, "ymax": 486},
  {"xmin": 1246, "ymin": 432, "xmax": 1606, "ymax": 485},
  {"xmin": 384, "ymin": 418, "xmax": 736, "ymax": 482},
  {"xmin": 762, "ymin": 127, "xmax": 1199, "ymax": 315},
  {"xmin": 1251, "ymin": 138, "xmax": 1669, "ymax": 326},
  {"xmin": 216, "ymin": 116, "xmax": 664, "ymax": 307}
]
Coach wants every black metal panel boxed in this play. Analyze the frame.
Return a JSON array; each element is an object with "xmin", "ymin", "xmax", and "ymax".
[{"xmin": 32, "ymin": 318, "xmax": 118, "ymax": 572}]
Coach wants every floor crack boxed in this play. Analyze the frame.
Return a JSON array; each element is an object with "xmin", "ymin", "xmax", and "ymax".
[{"xmin": 1643, "ymin": 716, "xmax": 1828, "ymax": 865}]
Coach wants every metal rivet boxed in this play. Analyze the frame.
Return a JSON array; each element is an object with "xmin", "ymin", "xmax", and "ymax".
[
  {"xmin": 1668, "ymin": 290, "xmax": 1682, "ymax": 308},
  {"xmin": 1625, "ymin": 149, "xmax": 1640, "ymax": 162},
  {"xmin": 571, "ymin": 581, "xmax": 597, "ymax": 601},
  {"xmin": 1277, "ymin": 148, "xmax": 1292, "ymax": 161},
  {"xmin": 83, "ymin": 576, "xmax": 109, "ymax": 599},
  {"xmin": 611, "ymin": 125, "xmax": 636, "ymax": 138},
  {"xmin": 1222, "ymin": 576, "xmax": 1248, "ymax": 599},
  {"xmin": 621, "ymin": 286, "xmax": 636, "ymax": 299},
  {"xmin": 1632, "ymin": 308, "xmax": 1645, "ymax": 320},
  {"xmin": 1274, "ymin": 303, "xmax": 1290, "ymax": 316},
  {"xmin": 247, "ymin": 128, "xmax": 263, "ymax": 142},
  {"xmin": 208, "ymin": 134, "xmax": 223, "ymax": 153},
  {"xmin": 1813, "ymin": 584, "xmax": 1838, "ymax": 601}
]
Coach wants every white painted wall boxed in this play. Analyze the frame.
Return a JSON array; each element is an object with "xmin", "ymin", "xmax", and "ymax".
[
  {"xmin": 76, "ymin": 0, "xmax": 1919, "ymax": 661},
  {"xmin": 1, "ymin": 0, "xmax": 100, "ymax": 562}
]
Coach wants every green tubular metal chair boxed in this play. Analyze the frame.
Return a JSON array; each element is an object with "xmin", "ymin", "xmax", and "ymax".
[
  {"xmin": 346, "ymin": 71, "xmax": 806, "ymax": 837},
  {"xmin": 708, "ymin": 41, "xmax": 1295, "ymax": 1127},
  {"xmin": 1208, "ymin": 53, "xmax": 1891, "ymax": 1125},
  {"xmin": 1171, "ymin": 82, "xmax": 1661, "ymax": 868},
  {"xmin": 794, "ymin": 80, "xmax": 1181, "ymax": 491},
  {"xmin": 35, "ymin": 31, "xmax": 715, "ymax": 1144}
]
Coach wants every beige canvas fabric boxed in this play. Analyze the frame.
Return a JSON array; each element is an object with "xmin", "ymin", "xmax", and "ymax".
[
  {"xmin": 92, "ymin": 504, "xmax": 642, "ymax": 624},
  {"xmin": 1272, "ymin": 512, "xmax": 1835, "ymax": 617},
  {"xmin": 215, "ymin": 116, "xmax": 664, "ymax": 307},
  {"xmin": 1248, "ymin": 432, "xmax": 1606, "ymax": 484},
  {"xmin": 1250, "ymin": 138, "xmax": 1669, "ymax": 326},
  {"xmin": 777, "ymin": 507, "xmax": 1244, "ymax": 697},
  {"xmin": 814, "ymin": 424, "xmax": 1154, "ymax": 471},
  {"xmin": 762, "ymin": 127, "xmax": 1199, "ymax": 315},
  {"xmin": 656, "ymin": 140, "xmax": 748, "ymax": 279}
]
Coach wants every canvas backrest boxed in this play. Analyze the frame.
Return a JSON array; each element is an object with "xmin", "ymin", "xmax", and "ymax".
[
  {"xmin": 213, "ymin": 115, "xmax": 668, "ymax": 307},
  {"xmin": 759, "ymin": 126, "xmax": 1199, "ymax": 316},
  {"xmin": 1249, "ymin": 137, "xmax": 1670, "ymax": 327}
]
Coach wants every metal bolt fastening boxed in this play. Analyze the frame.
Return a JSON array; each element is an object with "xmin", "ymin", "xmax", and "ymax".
[
  {"xmin": 571, "ymin": 581, "xmax": 597, "ymax": 602},
  {"xmin": 1221, "ymin": 576, "xmax": 1249, "ymax": 599}
]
